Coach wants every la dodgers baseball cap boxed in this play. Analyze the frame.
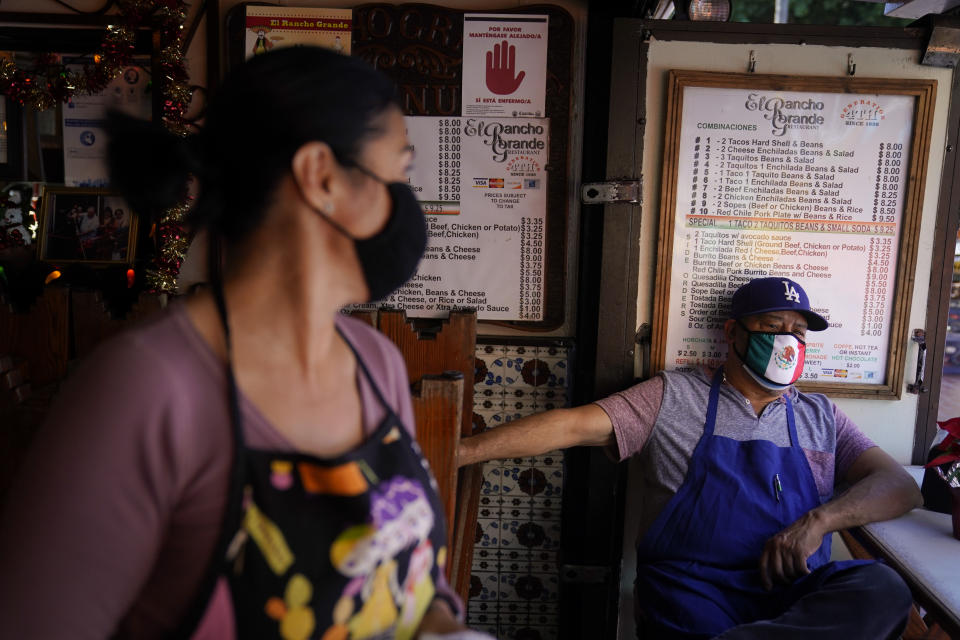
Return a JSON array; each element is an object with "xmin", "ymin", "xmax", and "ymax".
[{"xmin": 730, "ymin": 277, "xmax": 829, "ymax": 331}]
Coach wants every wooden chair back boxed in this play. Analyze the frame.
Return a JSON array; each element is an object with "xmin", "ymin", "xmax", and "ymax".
[{"xmin": 353, "ymin": 309, "xmax": 481, "ymax": 603}]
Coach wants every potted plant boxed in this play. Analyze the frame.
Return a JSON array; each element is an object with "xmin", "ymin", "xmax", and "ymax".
[{"xmin": 923, "ymin": 416, "xmax": 960, "ymax": 540}]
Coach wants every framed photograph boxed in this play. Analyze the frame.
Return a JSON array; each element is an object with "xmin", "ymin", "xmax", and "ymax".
[{"xmin": 38, "ymin": 187, "xmax": 137, "ymax": 264}]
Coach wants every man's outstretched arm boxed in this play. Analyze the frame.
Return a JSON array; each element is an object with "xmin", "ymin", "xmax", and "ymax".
[
  {"xmin": 759, "ymin": 446, "xmax": 922, "ymax": 589},
  {"xmin": 458, "ymin": 403, "xmax": 615, "ymax": 467}
]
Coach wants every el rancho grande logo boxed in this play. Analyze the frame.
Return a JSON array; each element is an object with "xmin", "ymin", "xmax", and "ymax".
[
  {"xmin": 745, "ymin": 93, "xmax": 825, "ymax": 137},
  {"xmin": 839, "ymin": 98, "xmax": 885, "ymax": 128},
  {"xmin": 463, "ymin": 118, "xmax": 546, "ymax": 163}
]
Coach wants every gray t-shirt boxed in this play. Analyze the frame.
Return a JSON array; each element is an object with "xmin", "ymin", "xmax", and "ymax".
[{"xmin": 595, "ymin": 367, "xmax": 876, "ymax": 541}]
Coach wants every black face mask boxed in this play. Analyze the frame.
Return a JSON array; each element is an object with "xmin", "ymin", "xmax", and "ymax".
[{"xmin": 313, "ymin": 166, "xmax": 427, "ymax": 302}]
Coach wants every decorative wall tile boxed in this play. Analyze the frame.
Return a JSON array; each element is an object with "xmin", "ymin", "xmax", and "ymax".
[
  {"xmin": 467, "ymin": 342, "xmax": 571, "ymax": 639},
  {"xmin": 470, "ymin": 570, "xmax": 502, "ymax": 602}
]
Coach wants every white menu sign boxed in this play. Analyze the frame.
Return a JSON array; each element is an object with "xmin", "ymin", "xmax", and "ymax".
[
  {"xmin": 663, "ymin": 86, "xmax": 915, "ymax": 385},
  {"xmin": 462, "ymin": 14, "xmax": 548, "ymax": 118},
  {"xmin": 354, "ymin": 116, "xmax": 548, "ymax": 320}
]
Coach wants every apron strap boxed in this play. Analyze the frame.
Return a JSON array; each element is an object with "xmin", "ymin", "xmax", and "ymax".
[
  {"xmin": 784, "ymin": 392, "xmax": 798, "ymax": 449},
  {"xmin": 336, "ymin": 324, "xmax": 393, "ymax": 415},
  {"xmin": 171, "ymin": 242, "xmax": 248, "ymax": 639},
  {"xmin": 704, "ymin": 367, "xmax": 724, "ymax": 439},
  {"xmin": 211, "ymin": 277, "xmax": 246, "ymax": 453}
]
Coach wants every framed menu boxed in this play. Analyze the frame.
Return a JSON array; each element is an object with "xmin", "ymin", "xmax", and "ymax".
[{"xmin": 652, "ymin": 71, "xmax": 936, "ymax": 398}]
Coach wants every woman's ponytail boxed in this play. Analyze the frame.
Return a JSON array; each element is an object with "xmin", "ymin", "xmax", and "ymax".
[
  {"xmin": 105, "ymin": 111, "xmax": 201, "ymax": 222},
  {"xmin": 109, "ymin": 47, "xmax": 399, "ymax": 244}
]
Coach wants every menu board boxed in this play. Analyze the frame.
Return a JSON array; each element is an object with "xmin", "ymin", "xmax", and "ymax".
[
  {"xmin": 652, "ymin": 72, "xmax": 936, "ymax": 397},
  {"xmin": 353, "ymin": 116, "xmax": 549, "ymax": 320}
]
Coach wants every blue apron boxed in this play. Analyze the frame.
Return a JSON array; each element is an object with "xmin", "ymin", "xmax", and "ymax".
[{"xmin": 635, "ymin": 368, "xmax": 868, "ymax": 639}]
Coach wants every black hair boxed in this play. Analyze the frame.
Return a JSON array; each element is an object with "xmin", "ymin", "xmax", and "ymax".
[{"xmin": 106, "ymin": 47, "xmax": 399, "ymax": 242}]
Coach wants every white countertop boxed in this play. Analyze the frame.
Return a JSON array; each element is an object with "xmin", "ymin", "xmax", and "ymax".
[{"xmin": 860, "ymin": 507, "xmax": 959, "ymax": 633}]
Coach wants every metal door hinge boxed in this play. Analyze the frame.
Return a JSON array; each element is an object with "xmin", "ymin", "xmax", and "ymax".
[
  {"xmin": 581, "ymin": 180, "xmax": 641, "ymax": 205},
  {"xmin": 635, "ymin": 323, "xmax": 652, "ymax": 345}
]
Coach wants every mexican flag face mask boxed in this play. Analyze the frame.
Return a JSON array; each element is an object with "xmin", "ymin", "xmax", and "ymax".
[{"xmin": 734, "ymin": 320, "xmax": 806, "ymax": 390}]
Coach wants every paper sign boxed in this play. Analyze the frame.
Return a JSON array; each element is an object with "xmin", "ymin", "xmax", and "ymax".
[
  {"xmin": 245, "ymin": 6, "xmax": 352, "ymax": 57},
  {"xmin": 462, "ymin": 14, "xmax": 548, "ymax": 118},
  {"xmin": 63, "ymin": 64, "xmax": 151, "ymax": 187}
]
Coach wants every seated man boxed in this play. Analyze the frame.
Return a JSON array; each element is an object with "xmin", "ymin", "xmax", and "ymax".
[{"xmin": 459, "ymin": 277, "xmax": 921, "ymax": 639}]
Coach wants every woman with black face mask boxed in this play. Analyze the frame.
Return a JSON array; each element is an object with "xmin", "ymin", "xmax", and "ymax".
[{"xmin": 0, "ymin": 47, "xmax": 492, "ymax": 640}]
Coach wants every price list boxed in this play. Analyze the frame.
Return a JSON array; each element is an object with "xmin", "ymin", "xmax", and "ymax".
[
  {"xmin": 662, "ymin": 86, "xmax": 916, "ymax": 385},
  {"xmin": 861, "ymin": 143, "xmax": 902, "ymax": 338},
  {"xmin": 519, "ymin": 216, "xmax": 545, "ymax": 320},
  {"xmin": 405, "ymin": 116, "xmax": 462, "ymax": 208},
  {"xmin": 437, "ymin": 118, "xmax": 461, "ymax": 202}
]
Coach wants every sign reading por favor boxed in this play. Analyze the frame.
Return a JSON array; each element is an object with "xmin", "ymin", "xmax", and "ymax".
[
  {"xmin": 462, "ymin": 14, "xmax": 548, "ymax": 118},
  {"xmin": 652, "ymin": 71, "xmax": 936, "ymax": 398},
  {"xmin": 353, "ymin": 116, "xmax": 548, "ymax": 320}
]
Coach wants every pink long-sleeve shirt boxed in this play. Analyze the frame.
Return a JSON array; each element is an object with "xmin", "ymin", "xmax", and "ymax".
[{"xmin": 0, "ymin": 302, "xmax": 458, "ymax": 638}]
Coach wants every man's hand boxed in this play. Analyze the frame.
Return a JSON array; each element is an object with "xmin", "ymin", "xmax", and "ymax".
[
  {"xmin": 758, "ymin": 511, "xmax": 826, "ymax": 590},
  {"xmin": 758, "ymin": 447, "xmax": 922, "ymax": 590}
]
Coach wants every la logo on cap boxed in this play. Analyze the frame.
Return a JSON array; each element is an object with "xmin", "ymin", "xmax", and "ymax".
[{"xmin": 783, "ymin": 280, "xmax": 800, "ymax": 303}]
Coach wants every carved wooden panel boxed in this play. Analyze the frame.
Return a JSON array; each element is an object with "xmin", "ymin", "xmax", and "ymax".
[
  {"xmin": 377, "ymin": 309, "xmax": 477, "ymax": 436},
  {"xmin": 353, "ymin": 5, "xmax": 463, "ymax": 116}
]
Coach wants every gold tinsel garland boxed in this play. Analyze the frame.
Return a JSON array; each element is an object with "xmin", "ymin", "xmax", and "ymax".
[{"xmin": 0, "ymin": 0, "xmax": 193, "ymax": 293}]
